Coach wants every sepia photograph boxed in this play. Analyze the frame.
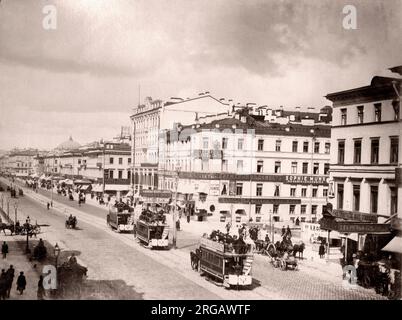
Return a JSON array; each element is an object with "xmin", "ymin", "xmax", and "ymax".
[{"xmin": 0, "ymin": 0, "xmax": 401, "ymax": 309}]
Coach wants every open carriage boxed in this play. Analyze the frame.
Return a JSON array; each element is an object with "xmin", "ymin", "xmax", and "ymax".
[
  {"xmin": 52, "ymin": 258, "xmax": 88, "ymax": 298},
  {"xmin": 190, "ymin": 235, "xmax": 254, "ymax": 289}
]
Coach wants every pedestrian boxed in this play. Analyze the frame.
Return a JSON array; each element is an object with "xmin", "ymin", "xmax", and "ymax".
[
  {"xmin": 16, "ymin": 271, "xmax": 26, "ymax": 295},
  {"xmin": 281, "ymin": 226, "xmax": 286, "ymax": 237},
  {"xmin": 2, "ymin": 241, "xmax": 8, "ymax": 259},
  {"xmin": 37, "ymin": 275, "xmax": 45, "ymax": 300},
  {"xmin": 225, "ymin": 222, "xmax": 231, "ymax": 234},
  {"xmin": 5, "ymin": 265, "xmax": 14, "ymax": 298},
  {"xmin": 319, "ymin": 242, "xmax": 325, "ymax": 259},
  {"xmin": 0, "ymin": 269, "xmax": 7, "ymax": 300},
  {"xmin": 47, "ymin": 202, "xmax": 50, "ymax": 210},
  {"xmin": 286, "ymin": 225, "xmax": 292, "ymax": 237}
]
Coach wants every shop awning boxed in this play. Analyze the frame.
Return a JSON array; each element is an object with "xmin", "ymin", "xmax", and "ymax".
[
  {"xmin": 235, "ymin": 209, "xmax": 246, "ymax": 215},
  {"xmin": 92, "ymin": 184, "xmax": 103, "ymax": 193},
  {"xmin": 105, "ymin": 185, "xmax": 130, "ymax": 191},
  {"xmin": 382, "ymin": 235, "xmax": 402, "ymax": 254},
  {"xmin": 80, "ymin": 185, "xmax": 90, "ymax": 191}
]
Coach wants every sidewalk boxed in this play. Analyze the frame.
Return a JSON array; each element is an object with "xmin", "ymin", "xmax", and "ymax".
[{"xmin": 0, "ymin": 238, "xmax": 42, "ymax": 300}]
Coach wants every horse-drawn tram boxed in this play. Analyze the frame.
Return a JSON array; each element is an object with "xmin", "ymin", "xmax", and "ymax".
[
  {"xmin": 190, "ymin": 236, "xmax": 254, "ymax": 289},
  {"xmin": 107, "ymin": 202, "xmax": 134, "ymax": 233},
  {"xmin": 135, "ymin": 209, "xmax": 170, "ymax": 249}
]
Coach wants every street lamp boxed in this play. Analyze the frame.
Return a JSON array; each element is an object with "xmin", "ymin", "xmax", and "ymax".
[
  {"xmin": 25, "ymin": 216, "xmax": 31, "ymax": 254},
  {"xmin": 172, "ymin": 165, "xmax": 181, "ymax": 249},
  {"xmin": 13, "ymin": 201, "xmax": 18, "ymax": 225},
  {"xmin": 54, "ymin": 243, "xmax": 61, "ymax": 268}
]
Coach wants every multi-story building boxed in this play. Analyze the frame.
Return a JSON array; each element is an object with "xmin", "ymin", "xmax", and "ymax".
[
  {"xmin": 130, "ymin": 94, "xmax": 230, "ymax": 194},
  {"xmin": 159, "ymin": 108, "xmax": 331, "ymax": 225},
  {"xmin": 42, "ymin": 137, "xmax": 132, "ymax": 198},
  {"xmin": 5, "ymin": 149, "xmax": 38, "ymax": 177},
  {"xmin": 324, "ymin": 67, "xmax": 401, "ymax": 260}
]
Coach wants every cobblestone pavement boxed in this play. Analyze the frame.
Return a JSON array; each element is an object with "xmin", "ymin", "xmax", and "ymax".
[{"xmin": 2, "ymin": 179, "xmax": 387, "ymax": 300}]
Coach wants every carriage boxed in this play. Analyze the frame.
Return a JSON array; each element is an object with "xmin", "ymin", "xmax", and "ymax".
[
  {"xmin": 65, "ymin": 216, "xmax": 77, "ymax": 229},
  {"xmin": 107, "ymin": 204, "xmax": 134, "ymax": 233},
  {"xmin": 52, "ymin": 258, "xmax": 88, "ymax": 298},
  {"xmin": 135, "ymin": 209, "xmax": 169, "ymax": 249},
  {"xmin": 190, "ymin": 237, "xmax": 254, "ymax": 289}
]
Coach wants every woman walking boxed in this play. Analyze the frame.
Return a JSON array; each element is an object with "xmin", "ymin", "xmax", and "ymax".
[
  {"xmin": 16, "ymin": 272, "xmax": 26, "ymax": 295},
  {"xmin": 37, "ymin": 275, "xmax": 46, "ymax": 300}
]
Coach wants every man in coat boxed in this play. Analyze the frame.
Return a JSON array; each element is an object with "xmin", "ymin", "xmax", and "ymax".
[
  {"xmin": 0, "ymin": 269, "xmax": 7, "ymax": 300},
  {"xmin": 16, "ymin": 271, "xmax": 26, "ymax": 295},
  {"xmin": 2, "ymin": 241, "xmax": 8, "ymax": 259},
  {"xmin": 5, "ymin": 265, "xmax": 15, "ymax": 298}
]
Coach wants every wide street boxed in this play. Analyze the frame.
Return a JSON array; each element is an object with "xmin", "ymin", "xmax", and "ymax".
[{"xmin": 0, "ymin": 178, "xmax": 386, "ymax": 300}]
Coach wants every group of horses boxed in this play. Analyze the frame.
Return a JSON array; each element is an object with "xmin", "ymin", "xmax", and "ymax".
[
  {"xmin": 254, "ymin": 234, "xmax": 306, "ymax": 259},
  {"xmin": 0, "ymin": 222, "xmax": 41, "ymax": 237}
]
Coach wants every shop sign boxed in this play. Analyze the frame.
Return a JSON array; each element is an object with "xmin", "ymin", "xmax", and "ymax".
[
  {"xmin": 285, "ymin": 175, "xmax": 329, "ymax": 185},
  {"xmin": 140, "ymin": 190, "xmax": 172, "ymax": 198},
  {"xmin": 229, "ymin": 181, "xmax": 236, "ymax": 196},
  {"xmin": 331, "ymin": 209, "xmax": 377, "ymax": 223},
  {"xmin": 209, "ymin": 181, "xmax": 220, "ymax": 196}
]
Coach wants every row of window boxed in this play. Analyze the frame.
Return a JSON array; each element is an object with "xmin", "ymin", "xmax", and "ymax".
[
  {"xmin": 338, "ymin": 136, "xmax": 399, "ymax": 164},
  {"xmin": 104, "ymin": 169, "xmax": 131, "ymax": 180},
  {"xmin": 109, "ymin": 157, "xmax": 132, "ymax": 165},
  {"xmin": 340, "ymin": 102, "xmax": 399, "ymax": 126},
  {"xmin": 16, "ymin": 163, "xmax": 31, "ymax": 167},
  {"xmin": 202, "ymin": 137, "xmax": 331, "ymax": 153},
  {"xmin": 201, "ymin": 159, "xmax": 330, "ymax": 174},
  {"xmin": 235, "ymin": 183, "xmax": 328, "ymax": 198},
  {"xmin": 336, "ymin": 183, "xmax": 398, "ymax": 214},
  {"xmin": 254, "ymin": 204, "xmax": 321, "ymax": 215}
]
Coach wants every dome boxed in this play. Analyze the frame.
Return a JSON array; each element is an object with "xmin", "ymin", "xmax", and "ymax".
[{"xmin": 55, "ymin": 136, "xmax": 81, "ymax": 151}]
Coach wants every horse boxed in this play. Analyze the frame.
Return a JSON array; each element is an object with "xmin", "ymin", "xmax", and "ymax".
[
  {"xmin": 0, "ymin": 223, "xmax": 14, "ymax": 236},
  {"xmin": 292, "ymin": 241, "xmax": 305, "ymax": 259}
]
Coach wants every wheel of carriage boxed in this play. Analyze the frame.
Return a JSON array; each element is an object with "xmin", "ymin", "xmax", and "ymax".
[{"xmin": 280, "ymin": 260, "xmax": 287, "ymax": 271}]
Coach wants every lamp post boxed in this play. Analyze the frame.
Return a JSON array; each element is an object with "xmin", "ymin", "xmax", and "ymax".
[
  {"xmin": 25, "ymin": 216, "xmax": 31, "ymax": 254},
  {"xmin": 172, "ymin": 165, "xmax": 181, "ymax": 249},
  {"xmin": 13, "ymin": 201, "xmax": 18, "ymax": 225},
  {"xmin": 54, "ymin": 243, "xmax": 61, "ymax": 268}
]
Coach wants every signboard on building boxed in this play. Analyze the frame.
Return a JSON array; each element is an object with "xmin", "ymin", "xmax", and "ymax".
[
  {"xmin": 319, "ymin": 218, "xmax": 390, "ymax": 234},
  {"xmin": 140, "ymin": 190, "xmax": 172, "ymax": 198},
  {"xmin": 218, "ymin": 197, "xmax": 301, "ymax": 205},
  {"xmin": 331, "ymin": 209, "xmax": 377, "ymax": 223},
  {"xmin": 229, "ymin": 181, "xmax": 236, "ymax": 196},
  {"xmin": 178, "ymin": 172, "xmax": 329, "ymax": 185},
  {"xmin": 285, "ymin": 175, "xmax": 329, "ymax": 185},
  {"xmin": 209, "ymin": 181, "xmax": 220, "ymax": 196}
]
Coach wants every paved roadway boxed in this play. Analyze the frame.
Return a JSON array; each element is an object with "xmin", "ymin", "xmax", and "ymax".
[{"xmin": 1, "ymin": 178, "xmax": 386, "ymax": 300}]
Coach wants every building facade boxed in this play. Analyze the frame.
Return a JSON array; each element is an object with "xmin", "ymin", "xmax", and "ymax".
[
  {"xmin": 130, "ymin": 95, "xmax": 230, "ymax": 194},
  {"xmin": 326, "ymin": 75, "xmax": 401, "ymax": 220},
  {"xmin": 159, "ymin": 109, "xmax": 331, "ymax": 226},
  {"xmin": 324, "ymin": 68, "xmax": 401, "ymax": 259}
]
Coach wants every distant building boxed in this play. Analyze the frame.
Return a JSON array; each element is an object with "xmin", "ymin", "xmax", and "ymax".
[{"xmin": 2, "ymin": 149, "xmax": 38, "ymax": 177}]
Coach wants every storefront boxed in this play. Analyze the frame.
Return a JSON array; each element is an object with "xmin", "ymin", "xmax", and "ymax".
[{"xmin": 319, "ymin": 205, "xmax": 392, "ymax": 264}]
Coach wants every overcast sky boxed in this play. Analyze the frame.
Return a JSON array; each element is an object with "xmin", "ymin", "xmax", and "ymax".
[{"xmin": 0, "ymin": 0, "xmax": 401, "ymax": 150}]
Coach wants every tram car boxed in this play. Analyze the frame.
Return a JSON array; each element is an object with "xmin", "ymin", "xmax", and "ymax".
[
  {"xmin": 107, "ymin": 203, "xmax": 134, "ymax": 233},
  {"xmin": 135, "ymin": 209, "xmax": 170, "ymax": 249},
  {"xmin": 190, "ymin": 236, "xmax": 254, "ymax": 289}
]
